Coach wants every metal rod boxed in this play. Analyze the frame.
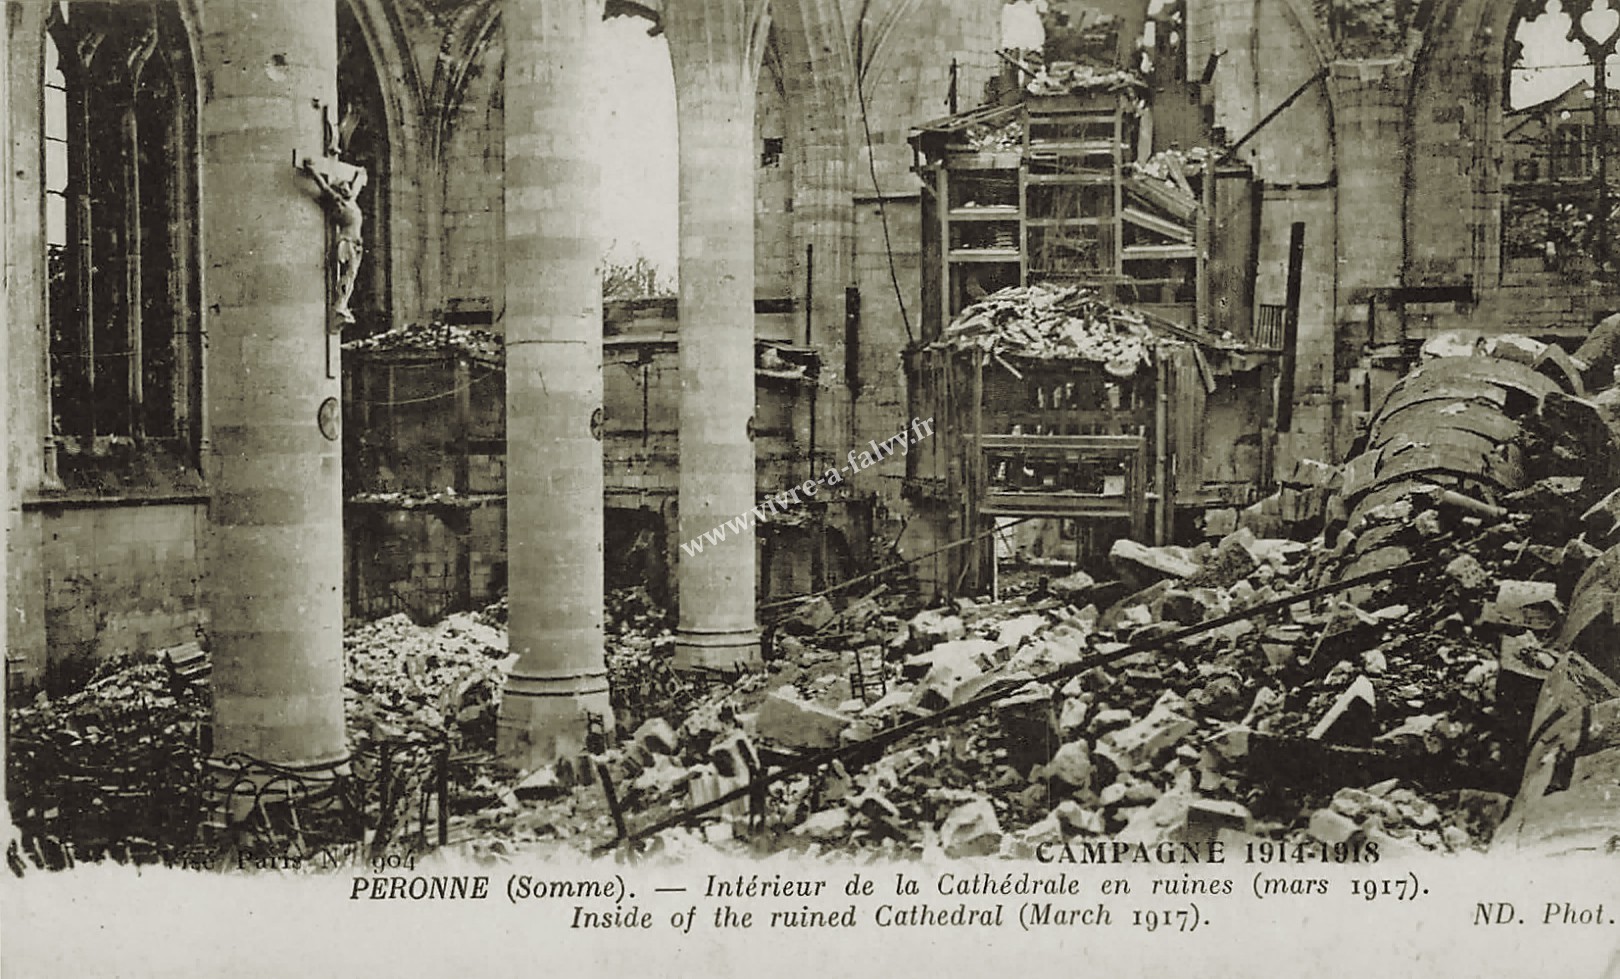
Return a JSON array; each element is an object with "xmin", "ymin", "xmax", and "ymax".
[
  {"xmin": 436, "ymin": 750, "xmax": 449, "ymax": 847},
  {"xmin": 1277, "ymin": 221, "xmax": 1306, "ymax": 433},
  {"xmin": 1217, "ymin": 67, "xmax": 1330, "ymax": 165},
  {"xmin": 804, "ymin": 242, "xmax": 814, "ymax": 345},
  {"xmin": 596, "ymin": 760, "xmax": 628, "ymax": 843}
]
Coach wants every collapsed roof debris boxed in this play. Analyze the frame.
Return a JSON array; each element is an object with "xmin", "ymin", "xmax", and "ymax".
[
  {"xmin": 344, "ymin": 320, "xmax": 505, "ymax": 366},
  {"xmin": 1024, "ymin": 62, "xmax": 1148, "ymax": 97},
  {"xmin": 929, "ymin": 284, "xmax": 1175, "ymax": 375}
]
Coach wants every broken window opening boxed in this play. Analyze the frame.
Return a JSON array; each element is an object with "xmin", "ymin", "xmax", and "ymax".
[
  {"xmin": 44, "ymin": 2, "xmax": 200, "ymax": 483},
  {"xmin": 1502, "ymin": 0, "xmax": 1620, "ymax": 276}
]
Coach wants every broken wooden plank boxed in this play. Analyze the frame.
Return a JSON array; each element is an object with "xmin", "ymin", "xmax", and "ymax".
[{"xmin": 1122, "ymin": 206, "xmax": 1194, "ymax": 242}]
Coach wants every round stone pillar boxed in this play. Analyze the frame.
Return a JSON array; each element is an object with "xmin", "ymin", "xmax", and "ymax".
[
  {"xmin": 496, "ymin": 0, "xmax": 614, "ymax": 768},
  {"xmin": 199, "ymin": 0, "xmax": 347, "ymax": 768},
  {"xmin": 668, "ymin": 1, "xmax": 768, "ymax": 671}
]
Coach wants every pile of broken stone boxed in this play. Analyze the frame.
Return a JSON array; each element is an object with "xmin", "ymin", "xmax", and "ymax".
[{"xmin": 523, "ymin": 511, "xmax": 1542, "ymax": 860}]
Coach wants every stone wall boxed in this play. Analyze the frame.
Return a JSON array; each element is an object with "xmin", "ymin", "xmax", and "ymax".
[{"xmin": 8, "ymin": 503, "xmax": 206, "ymax": 692}]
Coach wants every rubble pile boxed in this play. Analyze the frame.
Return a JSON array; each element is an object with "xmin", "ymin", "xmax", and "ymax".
[
  {"xmin": 347, "ymin": 489, "xmax": 502, "ymax": 509},
  {"xmin": 932, "ymin": 283, "xmax": 1167, "ymax": 375},
  {"xmin": 343, "ymin": 320, "xmax": 504, "ymax": 366},
  {"xmin": 602, "ymin": 588, "xmax": 697, "ymax": 735},
  {"xmin": 6, "ymin": 656, "xmax": 208, "ymax": 854},
  {"xmin": 470, "ymin": 342, "xmax": 1617, "ymax": 859},
  {"xmin": 6, "ymin": 608, "xmax": 520, "ymax": 856},
  {"xmin": 1024, "ymin": 62, "xmax": 1147, "ymax": 96},
  {"xmin": 964, "ymin": 119, "xmax": 1023, "ymax": 152},
  {"xmin": 1132, "ymin": 147, "xmax": 1212, "ymax": 182},
  {"xmin": 342, "ymin": 611, "xmax": 515, "ymax": 753}
]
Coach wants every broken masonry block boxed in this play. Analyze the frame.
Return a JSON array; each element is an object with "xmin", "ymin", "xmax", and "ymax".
[
  {"xmin": 1196, "ymin": 535, "xmax": 1261, "ymax": 587},
  {"xmin": 754, "ymin": 689, "xmax": 853, "ymax": 750},
  {"xmin": 1054, "ymin": 799, "xmax": 1106, "ymax": 834},
  {"xmin": 1116, "ymin": 789, "xmax": 1197, "ymax": 845},
  {"xmin": 632, "ymin": 716, "xmax": 678, "ymax": 756},
  {"xmin": 1034, "ymin": 740, "xmax": 1094, "ymax": 788},
  {"xmin": 1204, "ymin": 725, "xmax": 1251, "ymax": 762},
  {"xmin": 1360, "ymin": 647, "xmax": 1388, "ymax": 675},
  {"xmin": 1097, "ymin": 779, "xmax": 1127, "ymax": 807},
  {"xmin": 1308, "ymin": 676, "xmax": 1378, "ymax": 745},
  {"xmin": 1109, "ymin": 538, "xmax": 1203, "ymax": 588},
  {"xmin": 1095, "ymin": 700, "xmax": 1198, "ymax": 773},
  {"xmin": 631, "ymin": 754, "xmax": 694, "ymax": 796},
  {"xmin": 793, "ymin": 806, "xmax": 852, "ymax": 841},
  {"xmin": 1007, "ymin": 634, "xmax": 1085, "ymax": 675},
  {"xmin": 1557, "ymin": 538, "xmax": 1603, "ymax": 605},
  {"xmin": 1089, "ymin": 707, "xmax": 1135, "ymax": 734},
  {"xmin": 1329, "ymin": 787, "xmax": 1397, "ymax": 822},
  {"xmin": 939, "ymin": 798, "xmax": 1003, "ymax": 858},
  {"xmin": 1048, "ymin": 570, "xmax": 1096, "ymax": 601},
  {"xmin": 837, "ymin": 596, "xmax": 882, "ymax": 631},
  {"xmin": 950, "ymin": 670, "xmax": 1039, "ymax": 709},
  {"xmin": 860, "ymin": 684, "xmax": 915, "ymax": 717},
  {"xmin": 1186, "ymin": 674, "xmax": 1245, "ymax": 719},
  {"xmin": 1307, "ymin": 808, "xmax": 1361, "ymax": 845},
  {"xmin": 905, "ymin": 609, "xmax": 966, "ymax": 650},
  {"xmin": 1058, "ymin": 696, "xmax": 1090, "ymax": 736},
  {"xmin": 1019, "ymin": 811, "xmax": 1065, "ymax": 846},
  {"xmin": 1158, "ymin": 589, "xmax": 1213, "ymax": 626},
  {"xmin": 1581, "ymin": 487, "xmax": 1620, "ymax": 546},
  {"xmin": 1373, "ymin": 713, "xmax": 1446, "ymax": 753},
  {"xmin": 1098, "ymin": 579, "xmax": 1174, "ymax": 630},
  {"xmin": 995, "ymin": 613, "xmax": 1048, "ymax": 652},
  {"xmin": 1443, "ymin": 554, "xmax": 1491, "ymax": 590},
  {"xmin": 1479, "ymin": 580, "xmax": 1562, "ymax": 632},
  {"xmin": 782, "ymin": 595, "xmax": 835, "ymax": 634},
  {"xmin": 903, "ymin": 637, "xmax": 999, "ymax": 680},
  {"xmin": 994, "ymin": 686, "xmax": 1060, "ymax": 772},
  {"xmin": 1182, "ymin": 799, "xmax": 1252, "ymax": 842},
  {"xmin": 1302, "ymin": 609, "xmax": 1378, "ymax": 674}
]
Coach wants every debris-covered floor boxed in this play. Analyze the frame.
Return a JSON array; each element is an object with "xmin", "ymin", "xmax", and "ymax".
[{"xmin": 9, "ymin": 338, "xmax": 1620, "ymax": 869}]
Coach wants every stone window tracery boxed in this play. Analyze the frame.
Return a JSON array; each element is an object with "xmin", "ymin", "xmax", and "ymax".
[{"xmin": 43, "ymin": 1, "xmax": 200, "ymax": 485}]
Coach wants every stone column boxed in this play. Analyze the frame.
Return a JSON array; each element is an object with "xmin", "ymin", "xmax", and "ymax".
[
  {"xmin": 1, "ymin": 5, "xmax": 10, "ymax": 716},
  {"xmin": 667, "ymin": 0, "xmax": 770, "ymax": 671},
  {"xmin": 496, "ymin": 0, "xmax": 613, "ymax": 768},
  {"xmin": 1329, "ymin": 57, "xmax": 1412, "ymax": 456},
  {"xmin": 199, "ymin": 0, "xmax": 347, "ymax": 767}
]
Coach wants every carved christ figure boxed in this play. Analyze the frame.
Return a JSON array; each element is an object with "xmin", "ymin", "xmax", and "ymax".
[{"xmin": 299, "ymin": 156, "xmax": 367, "ymax": 327}]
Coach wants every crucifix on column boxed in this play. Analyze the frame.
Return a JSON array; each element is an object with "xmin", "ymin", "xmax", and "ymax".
[{"xmin": 296, "ymin": 100, "xmax": 367, "ymax": 378}]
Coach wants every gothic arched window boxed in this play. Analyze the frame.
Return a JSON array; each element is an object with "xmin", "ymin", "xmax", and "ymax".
[{"xmin": 44, "ymin": 1, "xmax": 199, "ymax": 479}]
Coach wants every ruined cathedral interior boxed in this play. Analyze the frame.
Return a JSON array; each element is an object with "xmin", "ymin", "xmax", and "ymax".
[{"xmin": 4, "ymin": 0, "xmax": 1619, "ymax": 869}]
